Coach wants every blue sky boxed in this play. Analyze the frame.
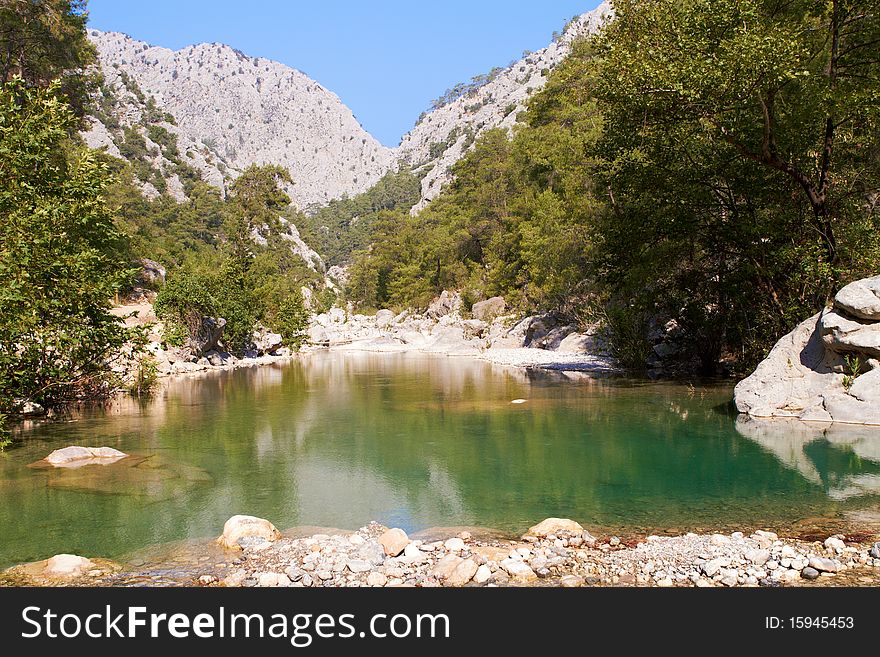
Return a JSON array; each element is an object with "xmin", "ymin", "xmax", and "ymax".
[{"xmin": 85, "ymin": 0, "xmax": 603, "ymax": 147}]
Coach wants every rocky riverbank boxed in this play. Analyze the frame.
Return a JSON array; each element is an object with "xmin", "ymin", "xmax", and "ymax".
[
  {"xmin": 735, "ymin": 274, "xmax": 880, "ymax": 424},
  {"xmin": 4, "ymin": 516, "xmax": 879, "ymax": 588},
  {"xmin": 307, "ymin": 292, "xmax": 615, "ymax": 372}
]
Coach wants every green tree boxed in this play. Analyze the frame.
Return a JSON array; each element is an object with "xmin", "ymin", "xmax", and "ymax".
[
  {"xmin": 0, "ymin": 0, "xmax": 97, "ymax": 116},
  {"xmin": 0, "ymin": 78, "xmax": 137, "ymax": 412},
  {"xmin": 590, "ymin": 0, "xmax": 880, "ymax": 371},
  {"xmin": 225, "ymin": 164, "xmax": 292, "ymax": 266}
]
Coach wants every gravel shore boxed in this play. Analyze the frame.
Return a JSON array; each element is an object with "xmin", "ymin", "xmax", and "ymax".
[{"xmin": 5, "ymin": 517, "xmax": 878, "ymax": 587}]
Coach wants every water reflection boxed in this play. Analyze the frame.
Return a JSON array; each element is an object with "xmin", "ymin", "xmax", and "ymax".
[
  {"xmin": 2, "ymin": 352, "xmax": 880, "ymax": 568},
  {"xmin": 735, "ymin": 416, "xmax": 880, "ymax": 500}
]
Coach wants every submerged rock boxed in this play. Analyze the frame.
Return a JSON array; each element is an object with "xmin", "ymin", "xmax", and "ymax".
[
  {"xmin": 42, "ymin": 446, "xmax": 128, "ymax": 468},
  {"xmin": 217, "ymin": 515, "xmax": 281, "ymax": 550}
]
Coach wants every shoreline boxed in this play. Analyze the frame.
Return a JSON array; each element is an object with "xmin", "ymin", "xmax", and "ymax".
[{"xmin": 3, "ymin": 516, "xmax": 878, "ymax": 588}]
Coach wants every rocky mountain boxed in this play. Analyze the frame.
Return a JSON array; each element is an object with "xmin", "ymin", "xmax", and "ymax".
[
  {"xmin": 84, "ymin": 2, "xmax": 612, "ymax": 215},
  {"xmin": 398, "ymin": 1, "xmax": 612, "ymax": 211},
  {"xmin": 85, "ymin": 30, "xmax": 396, "ymax": 208}
]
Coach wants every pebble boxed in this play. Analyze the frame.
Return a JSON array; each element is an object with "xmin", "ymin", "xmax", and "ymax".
[
  {"xmin": 560, "ymin": 575, "xmax": 584, "ymax": 587},
  {"xmin": 824, "ymin": 536, "xmax": 846, "ymax": 552},
  {"xmin": 346, "ymin": 559, "xmax": 372, "ymax": 573},
  {"xmin": 801, "ymin": 567, "xmax": 820, "ymax": 580},
  {"xmin": 474, "ymin": 565, "xmax": 492, "ymax": 584},
  {"xmin": 808, "ymin": 557, "xmax": 839, "ymax": 573},
  {"xmin": 869, "ymin": 542, "xmax": 880, "ymax": 559},
  {"xmin": 366, "ymin": 572, "xmax": 387, "ymax": 587},
  {"xmin": 444, "ymin": 537, "xmax": 466, "ymax": 552}
]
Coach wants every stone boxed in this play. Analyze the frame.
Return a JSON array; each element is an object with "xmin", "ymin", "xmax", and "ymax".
[
  {"xmin": 188, "ymin": 316, "xmax": 226, "ymax": 357},
  {"xmin": 403, "ymin": 543, "xmax": 424, "ymax": 560},
  {"xmin": 44, "ymin": 554, "xmax": 95, "ymax": 578},
  {"xmin": 19, "ymin": 401, "xmax": 46, "ymax": 417},
  {"xmin": 426, "ymin": 291, "xmax": 462, "ymax": 319},
  {"xmin": 801, "ymin": 567, "xmax": 820, "ymax": 580},
  {"xmin": 375, "ymin": 309, "xmax": 395, "ymax": 328},
  {"xmin": 656, "ymin": 577, "xmax": 674, "ymax": 587},
  {"xmin": 257, "ymin": 572, "xmax": 290, "ymax": 587},
  {"xmin": 217, "ymin": 515, "xmax": 281, "ymax": 550},
  {"xmin": 701, "ymin": 559, "xmax": 726, "ymax": 577},
  {"xmin": 446, "ymin": 558, "xmax": 479, "ymax": 586},
  {"xmin": 366, "ymin": 572, "xmax": 387, "ymax": 587},
  {"xmin": 137, "ymin": 258, "xmax": 166, "ymax": 286},
  {"xmin": 720, "ymin": 575, "xmax": 739, "ymax": 587},
  {"xmin": 471, "ymin": 296, "xmax": 506, "ymax": 322},
  {"xmin": 356, "ymin": 540, "xmax": 386, "ymax": 566},
  {"xmin": 824, "ymin": 536, "xmax": 846, "ymax": 552},
  {"xmin": 285, "ymin": 566, "xmax": 304, "ymax": 582},
  {"xmin": 43, "ymin": 446, "xmax": 128, "ymax": 467},
  {"xmin": 556, "ymin": 575, "xmax": 582, "ymax": 587},
  {"xmin": 253, "ymin": 329, "xmax": 283, "ymax": 355},
  {"xmin": 431, "ymin": 554, "xmax": 464, "ymax": 580},
  {"xmin": 346, "ymin": 560, "xmax": 372, "ymax": 573},
  {"xmin": 524, "ymin": 518, "xmax": 585, "ymax": 538},
  {"xmin": 444, "ymin": 537, "xmax": 466, "ymax": 552},
  {"xmin": 808, "ymin": 557, "xmax": 839, "ymax": 573},
  {"xmin": 379, "ymin": 527, "xmax": 409, "ymax": 557},
  {"xmin": 709, "ymin": 534, "xmax": 730, "ymax": 546},
  {"xmin": 499, "ymin": 558, "xmax": 537, "ymax": 581},
  {"xmin": 834, "ymin": 275, "xmax": 880, "ymax": 321},
  {"xmin": 870, "ymin": 542, "xmax": 880, "ymax": 559},
  {"xmin": 819, "ymin": 309, "xmax": 880, "ymax": 359},
  {"xmin": 222, "ymin": 569, "xmax": 247, "ymax": 587},
  {"xmin": 473, "ymin": 565, "xmax": 492, "ymax": 584},
  {"xmin": 745, "ymin": 549, "xmax": 771, "ymax": 566}
]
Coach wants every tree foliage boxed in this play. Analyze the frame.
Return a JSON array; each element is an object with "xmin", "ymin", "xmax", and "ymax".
[
  {"xmin": 0, "ymin": 78, "xmax": 136, "ymax": 411},
  {"xmin": 591, "ymin": 0, "xmax": 880, "ymax": 371},
  {"xmin": 0, "ymin": 0, "xmax": 97, "ymax": 116}
]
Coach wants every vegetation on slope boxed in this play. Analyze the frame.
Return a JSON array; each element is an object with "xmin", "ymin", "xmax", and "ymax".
[{"xmin": 346, "ymin": 0, "xmax": 880, "ymax": 374}]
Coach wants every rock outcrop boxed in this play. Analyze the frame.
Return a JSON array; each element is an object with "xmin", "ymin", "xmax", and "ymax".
[
  {"xmin": 734, "ymin": 275, "xmax": 880, "ymax": 425},
  {"xmin": 85, "ymin": 5, "xmax": 614, "ymax": 212},
  {"xmin": 88, "ymin": 30, "xmax": 396, "ymax": 208},
  {"xmin": 398, "ymin": 2, "xmax": 613, "ymax": 210}
]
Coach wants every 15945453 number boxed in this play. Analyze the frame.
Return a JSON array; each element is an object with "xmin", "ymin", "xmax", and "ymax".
[{"xmin": 789, "ymin": 617, "xmax": 854, "ymax": 629}]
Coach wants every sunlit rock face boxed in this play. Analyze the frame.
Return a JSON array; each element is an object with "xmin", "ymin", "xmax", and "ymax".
[{"xmin": 735, "ymin": 275, "xmax": 880, "ymax": 426}]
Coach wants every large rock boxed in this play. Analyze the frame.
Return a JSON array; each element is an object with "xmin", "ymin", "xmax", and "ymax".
[
  {"xmin": 217, "ymin": 515, "xmax": 281, "ymax": 550},
  {"xmin": 834, "ymin": 275, "xmax": 880, "ymax": 321},
  {"xmin": 43, "ymin": 446, "xmax": 128, "ymax": 468},
  {"xmin": 308, "ymin": 325, "xmax": 329, "ymax": 344},
  {"xmin": 819, "ymin": 309, "xmax": 880, "ymax": 358},
  {"xmin": 44, "ymin": 554, "xmax": 95, "ymax": 578},
  {"xmin": 735, "ymin": 275, "xmax": 880, "ymax": 425},
  {"xmin": 378, "ymin": 528, "xmax": 409, "ymax": 557},
  {"xmin": 471, "ymin": 297, "xmax": 506, "ymax": 322},
  {"xmin": 525, "ymin": 518, "xmax": 585, "ymax": 538},
  {"xmin": 445, "ymin": 558, "xmax": 478, "ymax": 586},
  {"xmin": 253, "ymin": 329, "xmax": 283, "ymax": 355},
  {"xmin": 189, "ymin": 316, "xmax": 226, "ymax": 357},
  {"xmin": 137, "ymin": 258, "xmax": 166, "ymax": 287},
  {"xmin": 426, "ymin": 291, "xmax": 462, "ymax": 319},
  {"xmin": 375, "ymin": 309, "xmax": 396, "ymax": 328}
]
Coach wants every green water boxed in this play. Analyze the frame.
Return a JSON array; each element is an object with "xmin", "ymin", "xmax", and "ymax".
[{"xmin": 2, "ymin": 352, "xmax": 880, "ymax": 569}]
